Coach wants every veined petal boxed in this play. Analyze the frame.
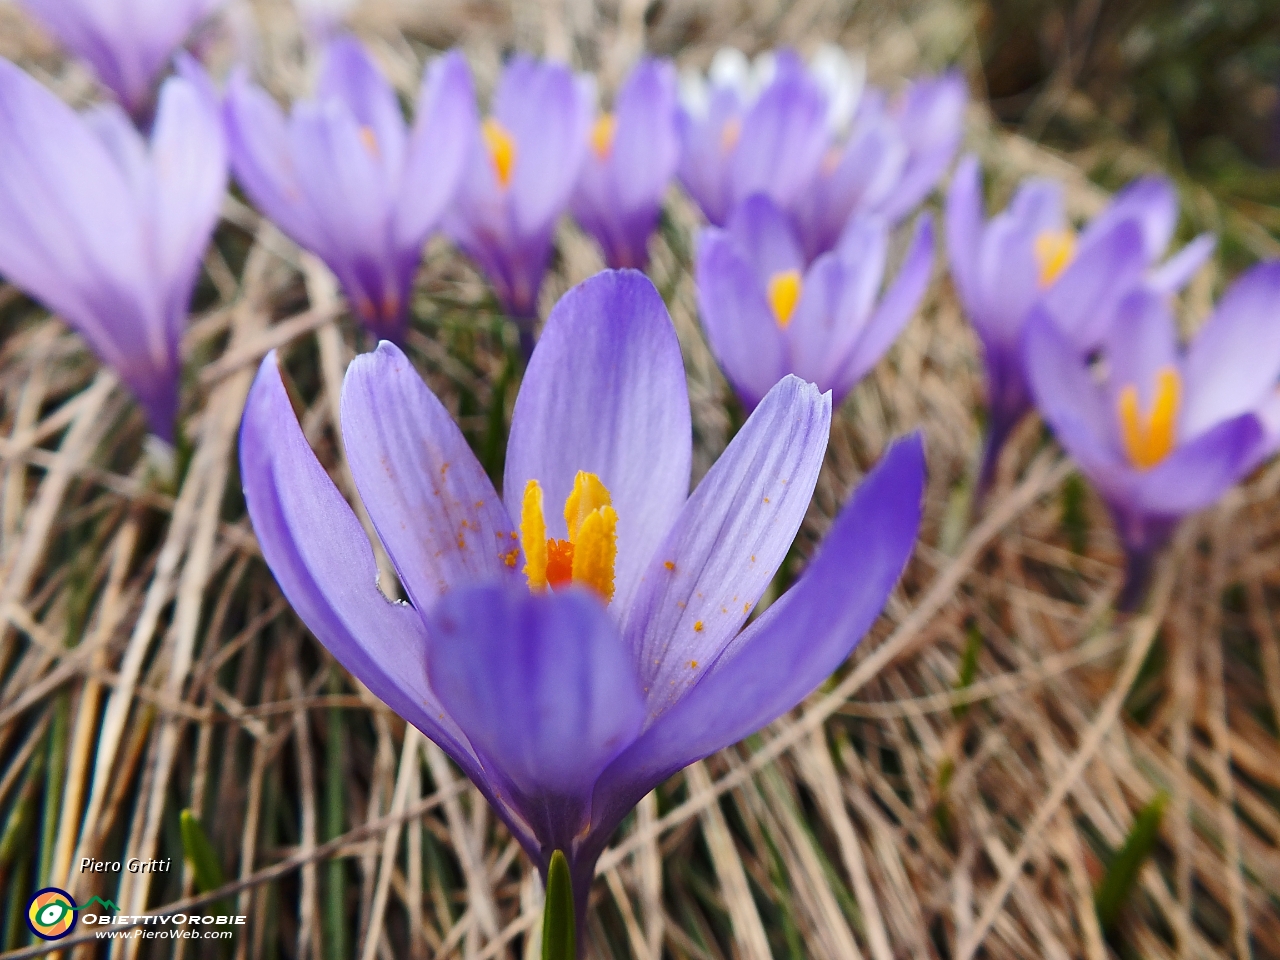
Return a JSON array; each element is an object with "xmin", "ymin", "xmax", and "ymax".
[
  {"xmin": 317, "ymin": 35, "xmax": 406, "ymax": 179},
  {"xmin": 424, "ymin": 584, "xmax": 645, "ymax": 847},
  {"xmin": 239, "ymin": 354, "xmax": 491, "ymax": 805},
  {"xmin": 834, "ymin": 214, "xmax": 934, "ymax": 398},
  {"xmin": 395, "ymin": 50, "xmax": 476, "ymax": 248},
  {"xmin": 594, "ymin": 433, "xmax": 921, "ymax": 830},
  {"xmin": 623, "ymin": 376, "xmax": 831, "ymax": 720},
  {"xmin": 695, "ymin": 228, "xmax": 788, "ymax": 410},
  {"xmin": 341, "ymin": 341, "xmax": 518, "ymax": 612},
  {"xmin": 503, "ymin": 271, "xmax": 692, "ymax": 615},
  {"xmin": 1182, "ymin": 262, "xmax": 1280, "ymax": 437}
]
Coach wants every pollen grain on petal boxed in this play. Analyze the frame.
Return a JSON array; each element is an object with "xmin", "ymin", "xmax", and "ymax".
[{"xmin": 693, "ymin": 620, "xmax": 704, "ymax": 633}]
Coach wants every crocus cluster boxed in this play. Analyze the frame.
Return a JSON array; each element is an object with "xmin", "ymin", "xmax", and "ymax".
[
  {"xmin": 240, "ymin": 270, "xmax": 925, "ymax": 939},
  {"xmin": 224, "ymin": 38, "xmax": 475, "ymax": 344},
  {"xmin": 1025, "ymin": 267, "xmax": 1280, "ymax": 607},
  {"xmin": 18, "ymin": 0, "xmax": 224, "ymax": 120},
  {"xmin": 946, "ymin": 155, "xmax": 1216, "ymax": 488},
  {"xmin": 0, "ymin": 54, "xmax": 225, "ymax": 441}
]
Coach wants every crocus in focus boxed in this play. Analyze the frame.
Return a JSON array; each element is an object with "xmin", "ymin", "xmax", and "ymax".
[
  {"xmin": 1025, "ymin": 266, "xmax": 1280, "ymax": 608},
  {"xmin": 697, "ymin": 194, "xmax": 934, "ymax": 410},
  {"xmin": 570, "ymin": 57, "xmax": 679, "ymax": 270},
  {"xmin": 240, "ymin": 270, "xmax": 924, "ymax": 943},
  {"xmin": 946, "ymin": 155, "xmax": 1216, "ymax": 489},
  {"xmin": 0, "ymin": 56, "xmax": 225, "ymax": 441},
  {"xmin": 676, "ymin": 48, "xmax": 832, "ymax": 228},
  {"xmin": 789, "ymin": 71, "xmax": 966, "ymax": 261},
  {"xmin": 18, "ymin": 0, "xmax": 223, "ymax": 120},
  {"xmin": 444, "ymin": 54, "xmax": 593, "ymax": 350},
  {"xmin": 225, "ymin": 37, "xmax": 474, "ymax": 343}
]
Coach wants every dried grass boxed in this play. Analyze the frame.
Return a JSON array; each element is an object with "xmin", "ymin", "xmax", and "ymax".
[{"xmin": 0, "ymin": 0, "xmax": 1277, "ymax": 958}]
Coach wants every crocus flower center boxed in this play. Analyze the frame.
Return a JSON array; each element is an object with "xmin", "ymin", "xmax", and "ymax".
[
  {"xmin": 520, "ymin": 472, "xmax": 618, "ymax": 602},
  {"xmin": 1034, "ymin": 229, "xmax": 1076, "ymax": 288},
  {"xmin": 590, "ymin": 113, "xmax": 618, "ymax": 161},
  {"xmin": 1117, "ymin": 367, "xmax": 1182, "ymax": 471},
  {"xmin": 767, "ymin": 270, "xmax": 803, "ymax": 329},
  {"xmin": 482, "ymin": 118, "xmax": 517, "ymax": 189},
  {"xmin": 720, "ymin": 117, "xmax": 742, "ymax": 153}
]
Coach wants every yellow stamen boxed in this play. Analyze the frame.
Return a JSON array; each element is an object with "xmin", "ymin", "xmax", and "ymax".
[
  {"xmin": 1034, "ymin": 229, "xmax": 1076, "ymax": 288},
  {"xmin": 720, "ymin": 117, "xmax": 742, "ymax": 153},
  {"xmin": 766, "ymin": 270, "xmax": 803, "ymax": 329},
  {"xmin": 359, "ymin": 125, "xmax": 379, "ymax": 157},
  {"xmin": 482, "ymin": 117, "xmax": 516, "ymax": 189},
  {"xmin": 1118, "ymin": 367, "xmax": 1182, "ymax": 471},
  {"xmin": 590, "ymin": 113, "xmax": 617, "ymax": 161},
  {"xmin": 520, "ymin": 473, "xmax": 618, "ymax": 603}
]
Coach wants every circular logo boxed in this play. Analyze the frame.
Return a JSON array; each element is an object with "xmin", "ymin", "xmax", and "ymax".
[{"xmin": 27, "ymin": 888, "xmax": 78, "ymax": 940}]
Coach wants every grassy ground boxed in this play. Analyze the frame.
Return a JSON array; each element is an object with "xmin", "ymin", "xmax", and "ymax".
[{"xmin": 0, "ymin": 0, "xmax": 1278, "ymax": 957}]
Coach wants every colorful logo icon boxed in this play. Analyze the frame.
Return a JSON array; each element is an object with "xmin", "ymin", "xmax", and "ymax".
[{"xmin": 27, "ymin": 888, "xmax": 78, "ymax": 941}]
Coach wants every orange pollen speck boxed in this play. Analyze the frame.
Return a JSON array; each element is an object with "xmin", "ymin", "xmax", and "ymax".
[
  {"xmin": 590, "ymin": 113, "xmax": 617, "ymax": 160},
  {"xmin": 693, "ymin": 620, "xmax": 704, "ymax": 633},
  {"xmin": 502, "ymin": 548, "xmax": 519, "ymax": 568},
  {"xmin": 690, "ymin": 660, "xmax": 698, "ymax": 669},
  {"xmin": 664, "ymin": 560, "xmax": 675, "ymax": 571}
]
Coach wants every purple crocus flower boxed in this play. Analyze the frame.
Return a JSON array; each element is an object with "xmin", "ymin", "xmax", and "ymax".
[
  {"xmin": 789, "ymin": 71, "xmax": 966, "ymax": 262},
  {"xmin": 946, "ymin": 155, "xmax": 1217, "ymax": 489},
  {"xmin": 676, "ymin": 48, "xmax": 830, "ymax": 228},
  {"xmin": 18, "ymin": 0, "xmax": 223, "ymax": 121},
  {"xmin": 239, "ymin": 269, "xmax": 924, "ymax": 942},
  {"xmin": 224, "ymin": 37, "xmax": 475, "ymax": 344},
  {"xmin": 444, "ymin": 55, "xmax": 593, "ymax": 352},
  {"xmin": 696, "ymin": 194, "xmax": 935, "ymax": 410},
  {"xmin": 0, "ymin": 56, "xmax": 225, "ymax": 441},
  {"xmin": 1025, "ymin": 265, "xmax": 1280, "ymax": 608},
  {"xmin": 570, "ymin": 57, "xmax": 679, "ymax": 270}
]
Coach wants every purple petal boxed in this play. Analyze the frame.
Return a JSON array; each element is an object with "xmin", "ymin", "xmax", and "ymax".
[
  {"xmin": 834, "ymin": 214, "xmax": 935, "ymax": 398},
  {"xmin": 594, "ymin": 432, "xmax": 921, "ymax": 828},
  {"xmin": 1079, "ymin": 176, "xmax": 1176, "ymax": 263},
  {"xmin": 1040, "ymin": 219, "xmax": 1146, "ymax": 351},
  {"xmin": 874, "ymin": 71, "xmax": 966, "ymax": 222},
  {"xmin": 1182, "ymin": 262, "xmax": 1280, "ymax": 436},
  {"xmin": 972, "ymin": 178, "xmax": 1062, "ymax": 345},
  {"xmin": 503, "ymin": 271, "xmax": 692, "ymax": 614},
  {"xmin": 1101, "ymin": 288, "xmax": 1180, "ymax": 416},
  {"xmin": 341, "ymin": 341, "xmax": 519, "ymax": 614},
  {"xmin": 724, "ymin": 193, "xmax": 806, "ymax": 276},
  {"xmin": 239, "ymin": 354, "xmax": 491, "ymax": 802},
  {"xmin": 494, "ymin": 55, "xmax": 593, "ymax": 234},
  {"xmin": 1134, "ymin": 414, "xmax": 1263, "ymax": 515},
  {"xmin": 945, "ymin": 153, "xmax": 983, "ymax": 317},
  {"xmin": 317, "ymin": 35, "xmax": 406, "ymax": 179},
  {"xmin": 622, "ymin": 376, "xmax": 831, "ymax": 720},
  {"xmin": 424, "ymin": 583, "xmax": 645, "ymax": 849},
  {"xmin": 694, "ymin": 228, "xmax": 788, "ymax": 409},
  {"xmin": 394, "ymin": 50, "xmax": 476, "ymax": 249},
  {"xmin": 781, "ymin": 252, "xmax": 854, "ymax": 391},
  {"xmin": 675, "ymin": 86, "xmax": 742, "ymax": 226},
  {"xmin": 729, "ymin": 55, "xmax": 829, "ymax": 210},
  {"xmin": 1147, "ymin": 232, "xmax": 1215, "ymax": 293}
]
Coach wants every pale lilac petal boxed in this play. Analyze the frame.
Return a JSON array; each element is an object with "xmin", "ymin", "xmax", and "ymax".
[
  {"xmin": 1182, "ymin": 262, "xmax": 1280, "ymax": 436},
  {"xmin": 730, "ymin": 53, "xmax": 829, "ymax": 210},
  {"xmin": 593, "ymin": 433, "xmax": 921, "ymax": 829},
  {"xmin": 425, "ymin": 584, "xmax": 644, "ymax": 849},
  {"xmin": 1040, "ymin": 219, "xmax": 1146, "ymax": 351},
  {"xmin": 834, "ymin": 214, "xmax": 934, "ymax": 398},
  {"xmin": 695, "ymin": 229, "xmax": 788, "ymax": 409},
  {"xmin": 1147, "ymin": 232, "xmax": 1215, "ymax": 293},
  {"xmin": 945, "ymin": 153, "xmax": 983, "ymax": 316},
  {"xmin": 676, "ymin": 85, "xmax": 741, "ymax": 225},
  {"xmin": 1134, "ymin": 414, "xmax": 1263, "ymax": 514},
  {"xmin": 875, "ymin": 71, "xmax": 965, "ymax": 222},
  {"xmin": 781, "ymin": 252, "xmax": 849, "ymax": 389},
  {"xmin": 239, "ymin": 354, "xmax": 494, "ymax": 810},
  {"xmin": 341, "ymin": 342, "xmax": 519, "ymax": 613},
  {"xmin": 82, "ymin": 102, "xmax": 150, "ymax": 205},
  {"xmin": 622, "ymin": 376, "xmax": 831, "ymax": 720},
  {"xmin": 394, "ymin": 50, "xmax": 476, "ymax": 248},
  {"xmin": 1079, "ymin": 176, "xmax": 1176, "ymax": 262},
  {"xmin": 724, "ymin": 193, "xmax": 805, "ymax": 277},
  {"xmin": 503, "ymin": 271, "xmax": 692, "ymax": 614},
  {"xmin": 317, "ymin": 35, "xmax": 406, "ymax": 179},
  {"xmin": 610, "ymin": 57, "xmax": 680, "ymax": 215},
  {"xmin": 1101, "ymin": 289, "xmax": 1180, "ymax": 415}
]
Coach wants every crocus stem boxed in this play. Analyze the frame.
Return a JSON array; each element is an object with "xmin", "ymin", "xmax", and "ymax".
[{"xmin": 1116, "ymin": 548, "xmax": 1156, "ymax": 612}]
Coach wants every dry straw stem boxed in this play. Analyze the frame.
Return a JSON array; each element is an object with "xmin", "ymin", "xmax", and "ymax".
[{"xmin": 1, "ymin": 0, "xmax": 1279, "ymax": 958}]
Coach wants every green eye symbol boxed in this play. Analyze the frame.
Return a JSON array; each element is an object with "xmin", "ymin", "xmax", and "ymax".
[{"xmin": 38, "ymin": 901, "xmax": 71, "ymax": 927}]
